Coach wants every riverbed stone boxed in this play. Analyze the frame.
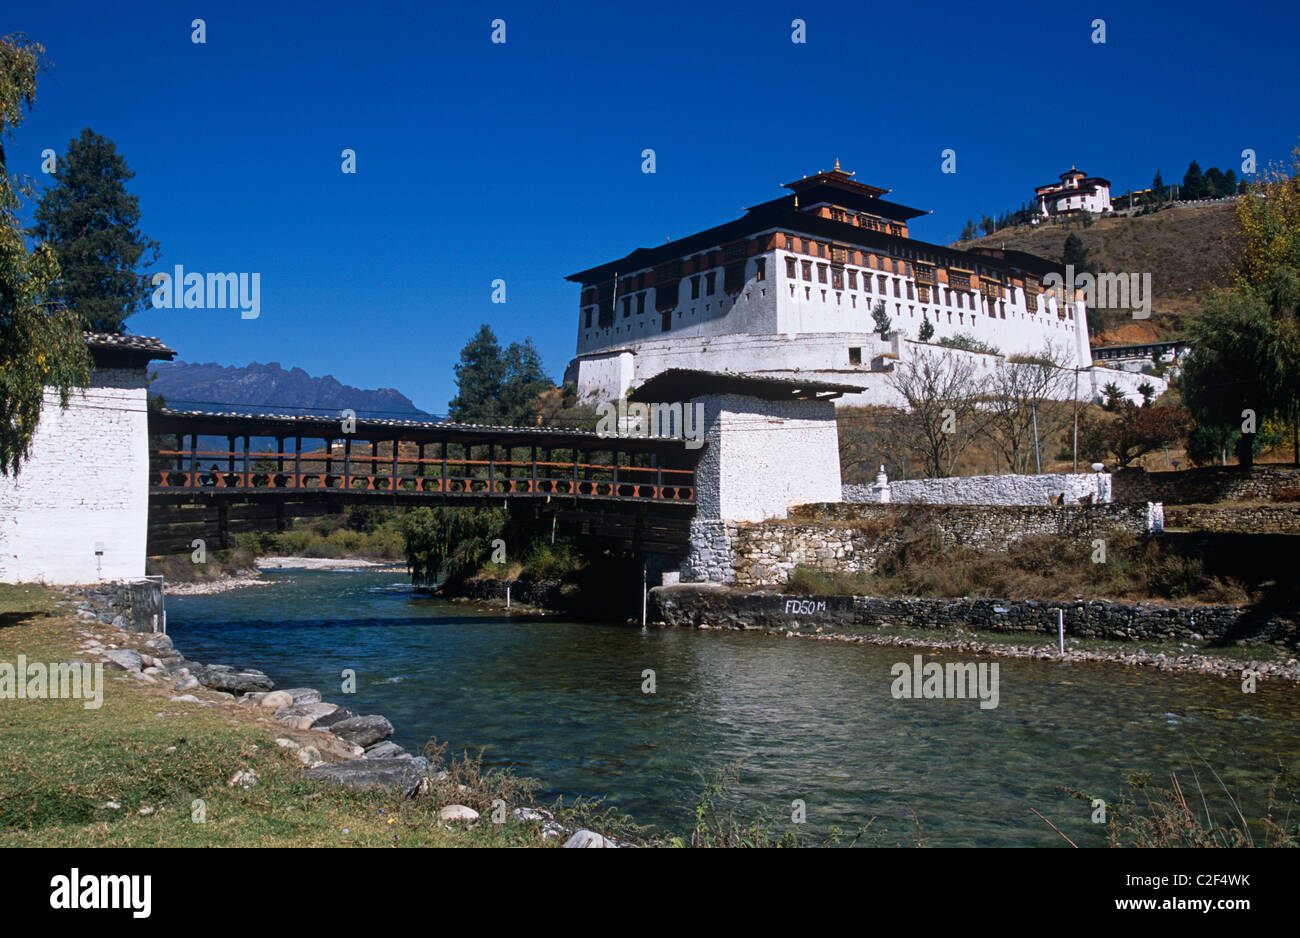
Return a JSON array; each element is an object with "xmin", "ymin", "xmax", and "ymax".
[
  {"xmin": 260, "ymin": 691, "xmax": 294, "ymax": 710},
  {"xmin": 303, "ymin": 757, "xmax": 428, "ymax": 797},
  {"xmin": 328, "ymin": 714, "xmax": 394, "ymax": 748},
  {"xmin": 437, "ymin": 804, "xmax": 479, "ymax": 824},
  {"xmin": 362, "ymin": 740, "xmax": 407, "ymax": 760},
  {"xmin": 284, "ymin": 687, "xmax": 322, "ymax": 706},
  {"xmin": 194, "ymin": 665, "xmax": 274, "ymax": 694},
  {"xmin": 101, "ymin": 649, "xmax": 142, "ymax": 671},
  {"xmin": 310, "ymin": 706, "xmax": 359, "ymax": 730},
  {"xmin": 563, "ymin": 829, "xmax": 617, "ymax": 848},
  {"xmin": 274, "ymin": 702, "xmax": 338, "ymax": 729}
]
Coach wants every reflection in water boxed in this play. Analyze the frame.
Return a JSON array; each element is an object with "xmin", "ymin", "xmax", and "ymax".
[{"xmin": 167, "ymin": 569, "xmax": 1300, "ymax": 846}]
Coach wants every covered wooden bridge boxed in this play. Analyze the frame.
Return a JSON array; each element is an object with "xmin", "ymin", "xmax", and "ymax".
[{"xmin": 147, "ymin": 409, "xmax": 700, "ymax": 556}]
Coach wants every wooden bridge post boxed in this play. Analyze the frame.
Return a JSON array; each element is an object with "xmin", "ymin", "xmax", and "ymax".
[
  {"xmin": 530, "ymin": 445, "xmax": 537, "ymax": 492},
  {"xmin": 488, "ymin": 443, "xmax": 496, "ymax": 494},
  {"xmin": 440, "ymin": 441, "xmax": 447, "ymax": 493},
  {"xmin": 294, "ymin": 436, "xmax": 302, "ymax": 488},
  {"xmin": 391, "ymin": 438, "xmax": 399, "ymax": 492},
  {"xmin": 242, "ymin": 434, "xmax": 250, "ymax": 487},
  {"xmin": 189, "ymin": 433, "xmax": 197, "ymax": 484},
  {"xmin": 344, "ymin": 437, "xmax": 352, "ymax": 491}
]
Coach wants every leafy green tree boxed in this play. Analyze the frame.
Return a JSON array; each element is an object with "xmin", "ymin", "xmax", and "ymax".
[
  {"xmin": 30, "ymin": 128, "xmax": 159, "ymax": 333},
  {"xmin": 1181, "ymin": 287, "xmax": 1295, "ymax": 468},
  {"xmin": 402, "ymin": 506, "xmax": 508, "ymax": 586},
  {"xmin": 0, "ymin": 33, "xmax": 89, "ymax": 475},
  {"xmin": 448, "ymin": 324, "xmax": 507, "ymax": 423},
  {"xmin": 1182, "ymin": 160, "xmax": 1207, "ymax": 201}
]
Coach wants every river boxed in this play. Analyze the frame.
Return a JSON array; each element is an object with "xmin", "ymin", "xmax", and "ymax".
[{"xmin": 166, "ymin": 567, "xmax": 1300, "ymax": 846}]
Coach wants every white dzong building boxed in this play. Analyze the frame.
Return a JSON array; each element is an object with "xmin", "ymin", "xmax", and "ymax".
[{"xmin": 564, "ymin": 163, "xmax": 1158, "ymax": 407}]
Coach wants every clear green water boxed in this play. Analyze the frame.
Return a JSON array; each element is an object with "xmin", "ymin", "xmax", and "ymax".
[{"xmin": 166, "ymin": 568, "xmax": 1300, "ymax": 846}]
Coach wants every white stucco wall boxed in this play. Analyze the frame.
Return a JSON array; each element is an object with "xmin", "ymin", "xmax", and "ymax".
[
  {"xmin": 844, "ymin": 472, "xmax": 1113, "ymax": 506},
  {"xmin": 0, "ymin": 368, "xmax": 150, "ymax": 584},
  {"xmin": 692, "ymin": 392, "xmax": 842, "ymax": 522}
]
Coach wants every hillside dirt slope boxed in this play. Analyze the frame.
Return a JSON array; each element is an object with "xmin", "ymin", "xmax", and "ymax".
[{"xmin": 952, "ymin": 202, "xmax": 1241, "ymax": 345}]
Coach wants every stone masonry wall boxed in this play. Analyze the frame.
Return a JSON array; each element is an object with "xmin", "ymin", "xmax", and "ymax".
[
  {"xmin": 681, "ymin": 519, "xmax": 739, "ymax": 584},
  {"xmin": 1111, "ymin": 466, "xmax": 1300, "ymax": 505},
  {"xmin": 1164, "ymin": 504, "xmax": 1300, "ymax": 534},
  {"xmin": 652, "ymin": 585, "xmax": 1297, "ymax": 648},
  {"xmin": 703, "ymin": 502, "xmax": 1160, "ymax": 588}
]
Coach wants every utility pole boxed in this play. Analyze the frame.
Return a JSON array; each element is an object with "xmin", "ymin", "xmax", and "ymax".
[
  {"xmin": 1032, "ymin": 399, "xmax": 1042, "ymax": 474},
  {"xmin": 1072, "ymin": 366, "xmax": 1080, "ymax": 473}
]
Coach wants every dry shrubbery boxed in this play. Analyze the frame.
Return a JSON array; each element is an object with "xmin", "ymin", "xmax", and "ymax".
[{"xmin": 786, "ymin": 524, "xmax": 1248, "ymax": 604}]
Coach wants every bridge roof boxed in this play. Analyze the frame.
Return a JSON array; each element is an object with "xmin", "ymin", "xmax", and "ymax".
[
  {"xmin": 149, "ymin": 408, "xmax": 689, "ymax": 453},
  {"xmin": 628, "ymin": 369, "xmax": 866, "ymax": 402}
]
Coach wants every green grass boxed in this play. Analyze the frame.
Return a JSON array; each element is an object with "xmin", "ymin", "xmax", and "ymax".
[{"xmin": 0, "ymin": 594, "xmax": 571, "ymax": 847}]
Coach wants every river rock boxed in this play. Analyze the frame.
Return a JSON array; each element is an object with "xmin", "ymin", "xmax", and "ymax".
[
  {"xmin": 101, "ymin": 649, "xmax": 143, "ymax": 672},
  {"xmin": 194, "ymin": 665, "xmax": 274, "ymax": 694},
  {"xmin": 362, "ymin": 740, "xmax": 407, "ymax": 760},
  {"xmin": 563, "ymin": 829, "xmax": 617, "ymax": 848},
  {"xmin": 303, "ymin": 757, "xmax": 428, "ymax": 797},
  {"xmin": 309, "ymin": 706, "xmax": 358, "ymax": 729},
  {"xmin": 144, "ymin": 634, "xmax": 174, "ymax": 653},
  {"xmin": 438, "ymin": 804, "xmax": 479, "ymax": 824},
  {"xmin": 173, "ymin": 676, "xmax": 200, "ymax": 692},
  {"xmin": 274, "ymin": 702, "xmax": 338, "ymax": 729},
  {"xmin": 328, "ymin": 715, "xmax": 394, "ymax": 748},
  {"xmin": 284, "ymin": 687, "xmax": 322, "ymax": 706},
  {"xmin": 260, "ymin": 691, "xmax": 295, "ymax": 710}
]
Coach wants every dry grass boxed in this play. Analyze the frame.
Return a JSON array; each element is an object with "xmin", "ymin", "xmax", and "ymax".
[{"xmin": 785, "ymin": 525, "xmax": 1250, "ymax": 605}]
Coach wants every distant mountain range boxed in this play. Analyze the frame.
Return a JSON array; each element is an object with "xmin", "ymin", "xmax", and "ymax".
[{"xmin": 149, "ymin": 360, "xmax": 431, "ymax": 419}]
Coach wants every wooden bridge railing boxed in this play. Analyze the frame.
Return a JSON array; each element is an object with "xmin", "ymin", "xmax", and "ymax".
[{"xmin": 150, "ymin": 448, "xmax": 696, "ymax": 503}]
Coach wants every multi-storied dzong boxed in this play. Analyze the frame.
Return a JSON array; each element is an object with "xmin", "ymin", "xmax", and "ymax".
[{"xmin": 564, "ymin": 162, "xmax": 1159, "ymax": 407}]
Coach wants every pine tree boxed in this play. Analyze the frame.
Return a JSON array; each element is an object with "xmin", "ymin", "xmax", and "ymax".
[
  {"xmin": 1062, "ymin": 233, "xmax": 1093, "ymax": 273},
  {"xmin": 960, "ymin": 219, "xmax": 975, "ymax": 240},
  {"xmin": 499, "ymin": 338, "xmax": 552, "ymax": 425},
  {"xmin": 918, "ymin": 316, "xmax": 935, "ymax": 342},
  {"xmin": 1204, "ymin": 166, "xmax": 1227, "ymax": 198},
  {"xmin": 1151, "ymin": 170, "xmax": 1165, "ymax": 202},
  {"xmin": 1224, "ymin": 168, "xmax": 1238, "ymax": 195},
  {"xmin": 31, "ymin": 128, "xmax": 160, "ymax": 333},
  {"xmin": 0, "ymin": 34, "xmax": 90, "ymax": 475},
  {"xmin": 871, "ymin": 300, "xmax": 891, "ymax": 340},
  {"xmin": 448, "ymin": 324, "xmax": 507, "ymax": 423},
  {"xmin": 1182, "ymin": 160, "xmax": 1207, "ymax": 201}
]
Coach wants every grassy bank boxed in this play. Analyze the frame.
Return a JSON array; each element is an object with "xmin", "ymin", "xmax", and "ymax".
[{"xmin": 0, "ymin": 585, "xmax": 617, "ymax": 847}]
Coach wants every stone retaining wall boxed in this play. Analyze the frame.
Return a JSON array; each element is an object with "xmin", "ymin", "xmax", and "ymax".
[
  {"xmin": 1112, "ymin": 466, "xmax": 1300, "ymax": 504},
  {"xmin": 1164, "ymin": 504, "xmax": 1300, "ymax": 534},
  {"xmin": 686, "ymin": 502, "xmax": 1162, "ymax": 587},
  {"xmin": 651, "ymin": 585, "xmax": 1298, "ymax": 648}
]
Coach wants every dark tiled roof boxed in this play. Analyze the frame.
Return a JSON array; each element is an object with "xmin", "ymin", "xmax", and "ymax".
[
  {"xmin": 628, "ymin": 369, "xmax": 865, "ymax": 402},
  {"xmin": 147, "ymin": 408, "xmax": 687, "ymax": 453},
  {"xmin": 566, "ymin": 197, "xmax": 1056, "ymax": 286},
  {"xmin": 84, "ymin": 333, "xmax": 176, "ymax": 358}
]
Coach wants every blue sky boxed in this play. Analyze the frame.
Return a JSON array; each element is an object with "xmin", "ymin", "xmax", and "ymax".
[{"xmin": 9, "ymin": 0, "xmax": 1299, "ymax": 413}]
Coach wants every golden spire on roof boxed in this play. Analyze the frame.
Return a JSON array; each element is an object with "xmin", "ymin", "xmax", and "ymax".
[{"xmin": 834, "ymin": 157, "xmax": 841, "ymax": 171}]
